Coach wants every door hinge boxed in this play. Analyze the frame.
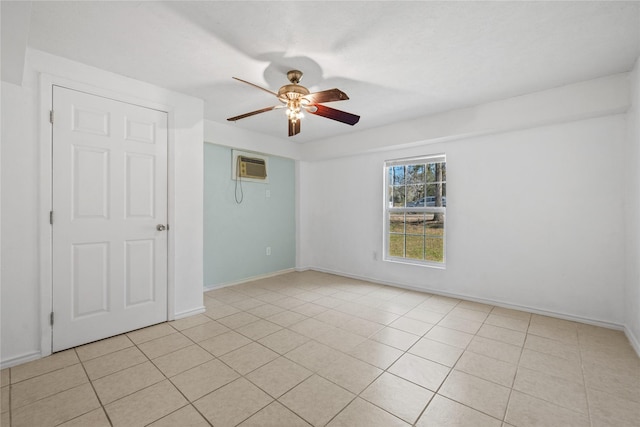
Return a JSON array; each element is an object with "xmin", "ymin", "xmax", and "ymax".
[
  {"xmin": 50, "ymin": 211, "xmax": 54, "ymax": 225},
  {"xmin": 50, "ymin": 312, "xmax": 54, "ymax": 326},
  {"xmin": 49, "ymin": 110, "xmax": 54, "ymax": 124}
]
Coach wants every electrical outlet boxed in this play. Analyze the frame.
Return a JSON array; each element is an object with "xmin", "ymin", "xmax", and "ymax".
[{"xmin": 266, "ymin": 247, "xmax": 271, "ymax": 256}]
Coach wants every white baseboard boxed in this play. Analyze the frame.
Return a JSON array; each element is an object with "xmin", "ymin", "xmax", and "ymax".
[
  {"xmin": 1, "ymin": 350, "xmax": 42, "ymax": 370},
  {"xmin": 309, "ymin": 266, "xmax": 628, "ymax": 332},
  {"xmin": 204, "ymin": 268, "xmax": 295, "ymax": 292},
  {"xmin": 174, "ymin": 306, "xmax": 206, "ymax": 320},
  {"xmin": 1, "ymin": 308, "xmax": 206, "ymax": 369},
  {"xmin": 625, "ymin": 327, "xmax": 640, "ymax": 357}
]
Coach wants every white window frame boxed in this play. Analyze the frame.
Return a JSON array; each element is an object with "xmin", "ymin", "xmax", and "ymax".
[{"xmin": 383, "ymin": 154, "xmax": 446, "ymax": 268}]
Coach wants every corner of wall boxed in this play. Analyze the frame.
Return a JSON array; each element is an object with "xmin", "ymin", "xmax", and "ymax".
[
  {"xmin": 624, "ymin": 55, "xmax": 640, "ymax": 356},
  {"xmin": 625, "ymin": 326, "xmax": 640, "ymax": 357}
]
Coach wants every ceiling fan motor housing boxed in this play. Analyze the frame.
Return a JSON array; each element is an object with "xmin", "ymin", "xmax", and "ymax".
[
  {"xmin": 277, "ymin": 84, "xmax": 310, "ymax": 100},
  {"xmin": 278, "ymin": 70, "xmax": 310, "ymax": 104}
]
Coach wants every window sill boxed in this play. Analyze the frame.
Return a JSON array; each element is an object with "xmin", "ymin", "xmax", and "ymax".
[{"xmin": 383, "ymin": 256, "xmax": 446, "ymax": 270}]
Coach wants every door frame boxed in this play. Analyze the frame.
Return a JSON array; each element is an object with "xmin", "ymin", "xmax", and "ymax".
[{"xmin": 39, "ymin": 74, "xmax": 176, "ymax": 356}]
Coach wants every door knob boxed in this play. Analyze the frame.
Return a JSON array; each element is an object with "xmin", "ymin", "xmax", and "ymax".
[{"xmin": 156, "ymin": 224, "xmax": 166, "ymax": 231}]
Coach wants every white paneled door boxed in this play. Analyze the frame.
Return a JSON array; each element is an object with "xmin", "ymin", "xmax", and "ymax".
[{"xmin": 52, "ymin": 86, "xmax": 168, "ymax": 352}]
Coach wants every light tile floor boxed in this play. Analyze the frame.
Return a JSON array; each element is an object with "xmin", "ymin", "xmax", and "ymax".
[{"xmin": 1, "ymin": 271, "xmax": 639, "ymax": 426}]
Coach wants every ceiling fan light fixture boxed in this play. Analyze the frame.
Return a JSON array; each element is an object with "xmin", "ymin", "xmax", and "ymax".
[
  {"xmin": 286, "ymin": 101, "xmax": 303, "ymax": 123},
  {"xmin": 227, "ymin": 69, "xmax": 360, "ymax": 137}
]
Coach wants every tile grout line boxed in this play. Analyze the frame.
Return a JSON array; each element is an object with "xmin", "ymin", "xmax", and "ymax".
[
  {"xmin": 134, "ymin": 327, "xmax": 215, "ymax": 427},
  {"xmin": 8, "ymin": 369, "xmax": 11, "ymax": 427},
  {"xmin": 501, "ymin": 311, "xmax": 533, "ymax": 426},
  {"xmin": 287, "ymin": 290, "xmax": 509, "ymax": 425},
  {"xmin": 74, "ymin": 347, "xmax": 115, "ymax": 427},
  {"xmin": 160, "ymin": 306, "xmax": 325, "ymax": 426},
  {"xmin": 75, "ymin": 324, "xmax": 196, "ymax": 425},
  {"xmin": 577, "ymin": 327, "xmax": 594, "ymax": 427},
  {"xmin": 409, "ymin": 300, "xmax": 509, "ymax": 426},
  {"xmin": 406, "ymin": 301, "xmax": 458, "ymax": 427},
  {"xmin": 242, "ymin": 284, "xmax": 353, "ymax": 424},
  {"xmin": 328, "ymin": 298, "xmax": 461, "ymax": 425},
  {"xmin": 233, "ymin": 282, "xmax": 416, "ymax": 426},
  {"xmin": 271, "ymin": 287, "xmax": 412, "ymax": 426}
]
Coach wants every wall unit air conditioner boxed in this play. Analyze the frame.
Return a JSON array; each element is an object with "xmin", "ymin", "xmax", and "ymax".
[
  {"xmin": 239, "ymin": 156, "xmax": 267, "ymax": 179},
  {"xmin": 231, "ymin": 150, "xmax": 269, "ymax": 183}
]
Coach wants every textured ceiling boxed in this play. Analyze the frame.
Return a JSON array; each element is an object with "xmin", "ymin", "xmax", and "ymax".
[{"xmin": 19, "ymin": 1, "xmax": 640, "ymax": 142}]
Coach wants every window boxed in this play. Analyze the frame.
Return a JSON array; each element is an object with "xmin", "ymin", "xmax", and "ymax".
[{"xmin": 384, "ymin": 155, "xmax": 446, "ymax": 266}]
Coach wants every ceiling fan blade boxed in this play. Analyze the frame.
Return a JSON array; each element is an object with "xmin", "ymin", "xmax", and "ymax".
[
  {"xmin": 288, "ymin": 118, "xmax": 300, "ymax": 137},
  {"xmin": 232, "ymin": 77, "xmax": 279, "ymax": 97},
  {"xmin": 303, "ymin": 88, "xmax": 349, "ymax": 104},
  {"xmin": 227, "ymin": 106, "xmax": 281, "ymax": 121},
  {"xmin": 307, "ymin": 104, "xmax": 360, "ymax": 126}
]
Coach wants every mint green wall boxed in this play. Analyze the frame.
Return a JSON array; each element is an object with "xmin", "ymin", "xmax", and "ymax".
[{"xmin": 204, "ymin": 143, "xmax": 296, "ymax": 287}]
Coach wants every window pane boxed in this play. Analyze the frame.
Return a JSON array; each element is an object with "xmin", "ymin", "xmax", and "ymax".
[
  {"xmin": 426, "ymin": 162, "xmax": 445, "ymax": 183},
  {"xmin": 392, "ymin": 186, "xmax": 405, "ymax": 207},
  {"xmin": 426, "ymin": 184, "xmax": 435, "ymax": 197},
  {"xmin": 425, "ymin": 237, "xmax": 444, "ymax": 262},
  {"xmin": 406, "ymin": 184, "xmax": 425, "ymax": 206},
  {"xmin": 406, "ymin": 164, "xmax": 425, "ymax": 183},
  {"xmin": 390, "ymin": 166, "xmax": 405, "ymax": 185},
  {"xmin": 405, "ymin": 212, "xmax": 425, "ymax": 234},
  {"xmin": 389, "ymin": 213, "xmax": 405, "ymax": 233},
  {"xmin": 389, "ymin": 234, "xmax": 405, "ymax": 257},
  {"xmin": 406, "ymin": 235, "xmax": 425, "ymax": 260},
  {"xmin": 426, "ymin": 184, "xmax": 445, "ymax": 207},
  {"xmin": 425, "ymin": 212, "xmax": 445, "ymax": 237},
  {"xmin": 426, "ymin": 163, "xmax": 436, "ymax": 183}
]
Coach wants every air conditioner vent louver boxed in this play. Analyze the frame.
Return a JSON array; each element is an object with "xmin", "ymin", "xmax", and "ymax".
[{"xmin": 239, "ymin": 156, "xmax": 267, "ymax": 179}]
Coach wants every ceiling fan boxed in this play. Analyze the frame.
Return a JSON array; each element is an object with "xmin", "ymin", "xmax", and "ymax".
[{"xmin": 227, "ymin": 70, "xmax": 360, "ymax": 137}]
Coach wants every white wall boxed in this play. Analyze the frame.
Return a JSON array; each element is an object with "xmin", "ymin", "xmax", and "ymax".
[
  {"xmin": 625, "ymin": 58, "xmax": 640, "ymax": 351},
  {"xmin": 204, "ymin": 120, "xmax": 300, "ymax": 160},
  {"xmin": 0, "ymin": 49, "xmax": 205, "ymax": 367},
  {"xmin": 299, "ymin": 78, "xmax": 630, "ymax": 327},
  {"xmin": 300, "ymin": 73, "xmax": 630, "ymax": 161},
  {"xmin": 1, "ymin": 81, "xmax": 40, "ymax": 361}
]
